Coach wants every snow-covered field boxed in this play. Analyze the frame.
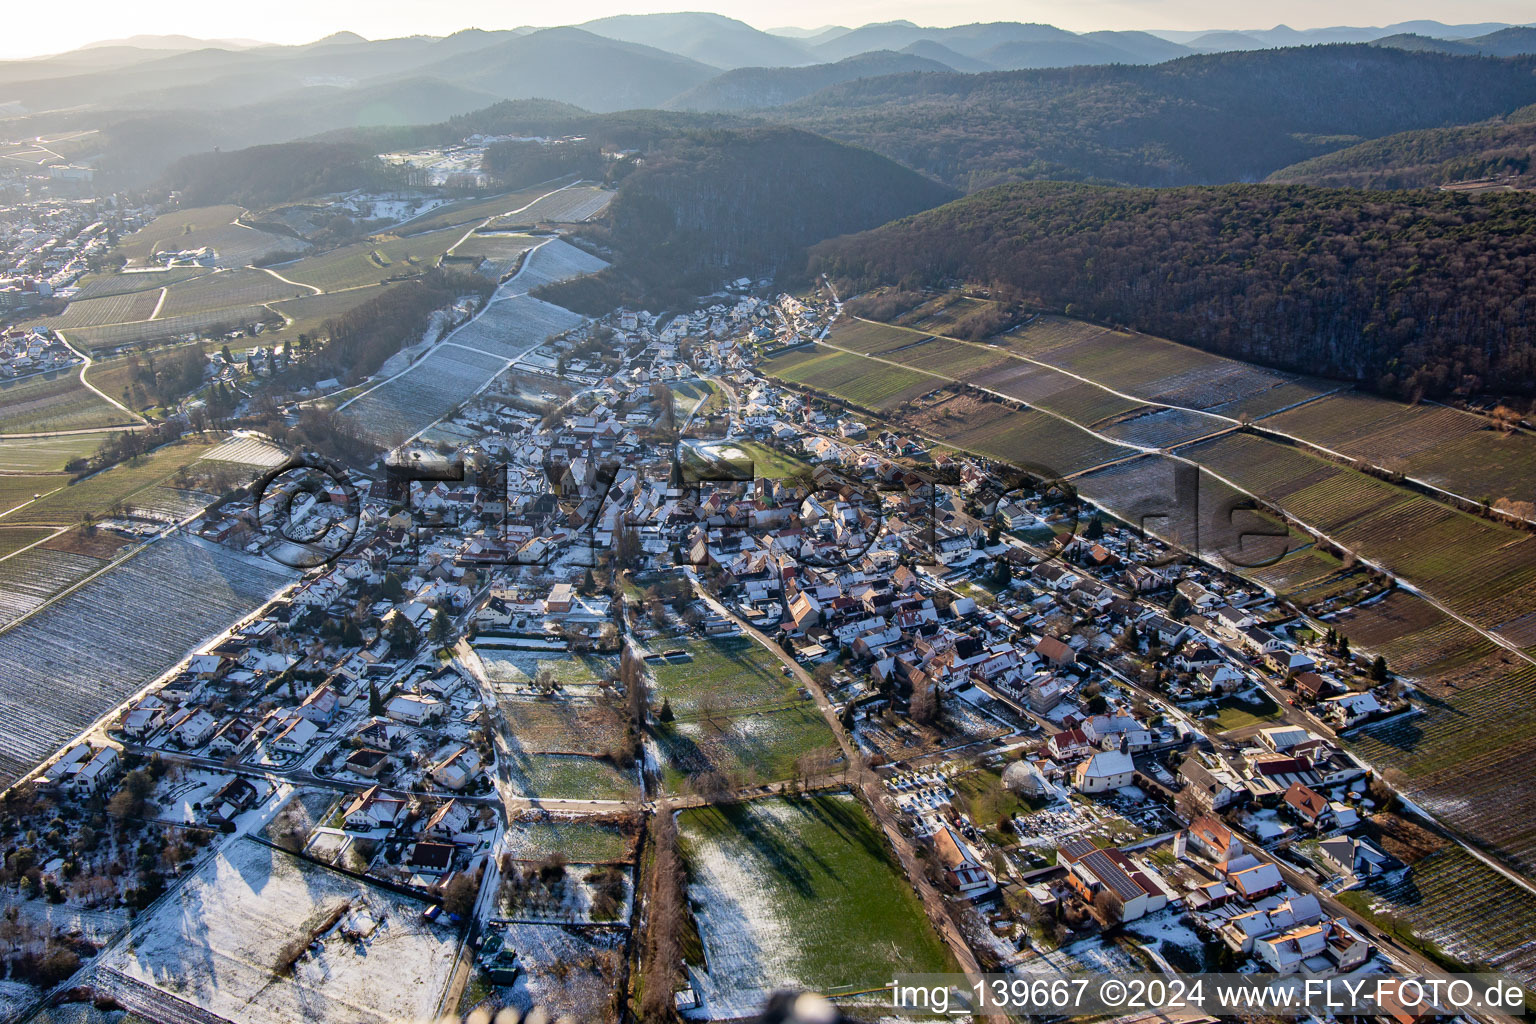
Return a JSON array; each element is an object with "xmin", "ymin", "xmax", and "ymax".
[
  {"xmin": 512, "ymin": 239, "xmax": 608, "ymax": 293},
  {"xmin": 0, "ymin": 536, "xmax": 295, "ymax": 788},
  {"xmin": 497, "ymin": 923, "xmax": 625, "ymax": 1022},
  {"xmin": 200, "ymin": 435, "xmax": 289, "ymax": 468},
  {"xmin": 100, "ymin": 838, "xmax": 458, "ymax": 1024},
  {"xmin": 454, "ymin": 294, "xmax": 585, "ymax": 362}
]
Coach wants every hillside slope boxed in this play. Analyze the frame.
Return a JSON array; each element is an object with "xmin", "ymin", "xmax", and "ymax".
[
  {"xmin": 667, "ymin": 51, "xmax": 951, "ymax": 111},
  {"xmin": 772, "ymin": 45, "xmax": 1536, "ymax": 189},
  {"xmin": 1267, "ymin": 115, "xmax": 1536, "ymax": 188},
  {"xmin": 808, "ymin": 181, "xmax": 1536, "ymax": 402}
]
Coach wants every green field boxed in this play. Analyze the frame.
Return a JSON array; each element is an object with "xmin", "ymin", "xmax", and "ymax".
[
  {"xmin": 0, "ymin": 433, "xmax": 110, "ymax": 472},
  {"xmin": 503, "ymin": 819, "xmax": 635, "ymax": 863},
  {"xmin": 645, "ymin": 636, "xmax": 836, "ymax": 791},
  {"xmin": 763, "ymin": 346, "xmax": 940, "ymax": 411},
  {"xmin": 679, "ymin": 795, "xmax": 955, "ymax": 997},
  {"xmin": 682, "ymin": 440, "xmax": 810, "ymax": 481}
]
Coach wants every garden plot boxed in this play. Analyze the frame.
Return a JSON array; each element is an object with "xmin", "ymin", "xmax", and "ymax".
[
  {"xmin": 0, "ymin": 535, "xmax": 294, "ymax": 788},
  {"xmin": 679, "ymin": 795, "xmax": 952, "ymax": 1018},
  {"xmin": 509, "ymin": 239, "xmax": 608, "ymax": 292},
  {"xmin": 455, "ymin": 294, "xmax": 585, "ymax": 362},
  {"xmin": 99, "ymin": 838, "xmax": 458, "ymax": 1024}
]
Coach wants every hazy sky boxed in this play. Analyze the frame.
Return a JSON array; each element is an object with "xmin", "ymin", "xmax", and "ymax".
[{"xmin": 5, "ymin": 0, "xmax": 1533, "ymax": 58}]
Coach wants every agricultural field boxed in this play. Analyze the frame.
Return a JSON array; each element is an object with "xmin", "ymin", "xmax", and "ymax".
[
  {"xmin": 0, "ymin": 525, "xmax": 54, "ymax": 560},
  {"xmin": 496, "ymin": 694, "xmax": 639, "ymax": 800},
  {"xmin": 155, "ymin": 268, "xmax": 306, "ymax": 318},
  {"xmin": 0, "ymin": 439, "xmax": 222, "ymax": 528},
  {"xmin": 0, "ymin": 535, "xmax": 294, "ymax": 788},
  {"xmin": 483, "ymin": 185, "xmax": 613, "ymax": 229},
  {"xmin": 100, "ymin": 837, "xmax": 457, "ymax": 1024},
  {"xmin": 459, "ymin": 294, "xmax": 585, "ymax": 362},
  {"xmin": 274, "ymin": 226, "xmax": 464, "ymax": 293},
  {"xmin": 509, "ymin": 238, "xmax": 608, "ymax": 292},
  {"xmin": 873, "ymin": 335, "xmax": 1015, "ymax": 379},
  {"xmin": 64, "ymin": 307, "xmax": 275, "ymax": 352},
  {"xmin": 389, "ymin": 185, "xmax": 565, "ymax": 234},
  {"xmin": 452, "ymin": 231, "xmax": 540, "ymax": 279},
  {"xmin": 1102, "ymin": 406, "xmax": 1232, "ymax": 449},
  {"xmin": 0, "ymin": 473, "xmax": 67, "ymax": 514},
  {"xmin": 341, "ymin": 344, "xmax": 506, "ymax": 445},
  {"xmin": 267, "ymin": 284, "xmax": 391, "ymax": 340},
  {"xmin": 988, "ymin": 315, "xmax": 1329, "ymax": 416},
  {"xmin": 1264, "ymin": 392, "xmax": 1536, "ymax": 510},
  {"xmin": 678, "ymin": 794, "xmax": 953, "ymax": 1018},
  {"xmin": 763, "ymin": 346, "xmax": 940, "ymax": 412},
  {"xmin": 893, "ymin": 293, "xmax": 1001, "ymax": 333},
  {"xmin": 71, "ymin": 266, "xmax": 213, "ymax": 299},
  {"xmin": 970, "ymin": 359, "xmax": 1143, "ymax": 426},
  {"xmin": 1073, "ymin": 454, "xmax": 1301, "ymax": 570},
  {"xmin": 1341, "ymin": 845, "xmax": 1536, "ymax": 983},
  {"xmin": 38, "ymin": 288, "xmax": 162, "ymax": 330},
  {"xmin": 822, "ymin": 318, "xmax": 920, "ymax": 355},
  {"xmin": 116, "ymin": 206, "xmax": 307, "ymax": 268},
  {"xmin": 0, "ymin": 433, "xmax": 112, "ymax": 472},
  {"xmin": 0, "ymin": 367, "xmax": 134, "ymax": 432},
  {"xmin": 1182, "ymin": 432, "xmax": 1536, "ymax": 647},
  {"xmin": 644, "ymin": 636, "xmax": 837, "ymax": 791},
  {"xmin": 941, "ymin": 400, "xmax": 1126, "ymax": 478}
]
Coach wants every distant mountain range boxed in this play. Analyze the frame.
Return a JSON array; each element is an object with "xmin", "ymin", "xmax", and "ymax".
[{"xmin": 4, "ymin": 13, "xmax": 1536, "ymax": 191}]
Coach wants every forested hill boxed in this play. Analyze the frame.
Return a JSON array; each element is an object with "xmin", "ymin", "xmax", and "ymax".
[
  {"xmin": 1266, "ymin": 113, "xmax": 1536, "ymax": 188},
  {"xmin": 808, "ymin": 182, "xmax": 1536, "ymax": 402},
  {"xmin": 163, "ymin": 142, "xmax": 406, "ymax": 207},
  {"xmin": 771, "ymin": 45, "xmax": 1536, "ymax": 189},
  {"xmin": 536, "ymin": 122, "xmax": 955, "ymax": 312}
]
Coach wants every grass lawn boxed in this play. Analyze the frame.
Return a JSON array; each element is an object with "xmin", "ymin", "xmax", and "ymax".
[
  {"xmin": 1211, "ymin": 691, "xmax": 1284, "ymax": 732},
  {"xmin": 655, "ymin": 703, "xmax": 836, "ymax": 792},
  {"xmin": 503, "ymin": 819, "xmax": 636, "ymax": 864},
  {"xmin": 951, "ymin": 763, "xmax": 1049, "ymax": 826},
  {"xmin": 679, "ymin": 794, "xmax": 955, "ymax": 1000},
  {"xmin": 644, "ymin": 635, "xmax": 798, "ymax": 716},
  {"xmin": 646, "ymin": 635, "xmax": 836, "ymax": 792},
  {"xmin": 503, "ymin": 751, "xmax": 639, "ymax": 801}
]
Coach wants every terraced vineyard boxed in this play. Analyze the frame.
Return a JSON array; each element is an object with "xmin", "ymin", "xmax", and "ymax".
[
  {"xmin": 65, "ymin": 307, "xmax": 273, "ymax": 352},
  {"xmin": 0, "ymin": 370, "xmax": 131, "ymax": 433},
  {"xmin": 483, "ymin": 185, "xmax": 613, "ymax": 229},
  {"xmin": 971, "ymin": 360, "xmax": 1143, "ymax": 425},
  {"xmin": 0, "ymin": 536, "xmax": 295, "ymax": 788},
  {"xmin": 762, "ymin": 348, "xmax": 940, "ymax": 412},
  {"xmin": 40, "ymin": 289, "xmax": 161, "ymax": 329},
  {"xmin": 1184, "ymin": 432, "xmax": 1536, "ymax": 647},
  {"xmin": 512, "ymin": 238, "xmax": 608, "ymax": 292},
  {"xmin": 116, "ymin": 206, "xmax": 307, "ymax": 268},
  {"xmin": 156, "ymin": 268, "xmax": 306, "ymax": 318}
]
